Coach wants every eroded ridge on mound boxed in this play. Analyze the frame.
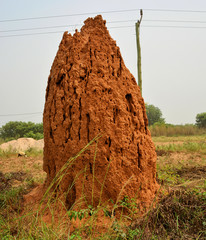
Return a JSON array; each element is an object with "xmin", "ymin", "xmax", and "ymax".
[{"xmin": 43, "ymin": 15, "xmax": 159, "ymax": 210}]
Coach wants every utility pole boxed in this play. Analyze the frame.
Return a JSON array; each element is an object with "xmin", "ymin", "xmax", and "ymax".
[{"xmin": 136, "ymin": 9, "xmax": 143, "ymax": 95}]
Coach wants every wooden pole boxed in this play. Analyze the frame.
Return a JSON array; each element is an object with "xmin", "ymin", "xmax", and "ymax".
[{"xmin": 136, "ymin": 9, "xmax": 143, "ymax": 95}]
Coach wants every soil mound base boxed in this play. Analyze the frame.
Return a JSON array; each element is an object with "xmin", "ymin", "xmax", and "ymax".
[
  {"xmin": 0, "ymin": 138, "xmax": 44, "ymax": 152},
  {"xmin": 43, "ymin": 15, "xmax": 159, "ymax": 210}
]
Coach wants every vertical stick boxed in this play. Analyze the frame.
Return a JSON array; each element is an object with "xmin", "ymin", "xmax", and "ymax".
[{"xmin": 136, "ymin": 10, "xmax": 143, "ymax": 95}]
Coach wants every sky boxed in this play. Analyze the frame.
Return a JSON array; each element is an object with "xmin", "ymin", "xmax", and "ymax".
[{"xmin": 0, "ymin": 0, "xmax": 206, "ymax": 126}]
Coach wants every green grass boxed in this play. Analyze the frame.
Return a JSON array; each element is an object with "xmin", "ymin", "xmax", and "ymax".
[
  {"xmin": 0, "ymin": 187, "xmax": 24, "ymax": 210},
  {"xmin": 152, "ymin": 134, "xmax": 206, "ymax": 143},
  {"xmin": 156, "ymin": 141, "xmax": 206, "ymax": 154}
]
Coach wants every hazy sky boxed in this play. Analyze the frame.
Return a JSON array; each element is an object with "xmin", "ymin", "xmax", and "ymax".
[{"xmin": 0, "ymin": 0, "xmax": 206, "ymax": 126}]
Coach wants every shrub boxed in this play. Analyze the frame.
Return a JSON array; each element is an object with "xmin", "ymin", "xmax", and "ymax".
[
  {"xmin": 145, "ymin": 104, "xmax": 165, "ymax": 126},
  {"xmin": 196, "ymin": 112, "xmax": 206, "ymax": 128},
  {"xmin": 0, "ymin": 121, "xmax": 43, "ymax": 140}
]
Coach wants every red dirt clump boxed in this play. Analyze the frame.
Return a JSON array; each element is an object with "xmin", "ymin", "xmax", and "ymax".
[{"xmin": 43, "ymin": 15, "xmax": 159, "ymax": 210}]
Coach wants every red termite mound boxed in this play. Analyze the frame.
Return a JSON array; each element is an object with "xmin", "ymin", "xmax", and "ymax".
[{"xmin": 43, "ymin": 15, "xmax": 159, "ymax": 210}]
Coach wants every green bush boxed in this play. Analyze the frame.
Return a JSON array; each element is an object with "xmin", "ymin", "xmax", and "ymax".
[
  {"xmin": 24, "ymin": 131, "xmax": 43, "ymax": 140},
  {"xmin": 145, "ymin": 104, "xmax": 165, "ymax": 126},
  {"xmin": 0, "ymin": 121, "xmax": 43, "ymax": 140},
  {"xmin": 196, "ymin": 112, "xmax": 206, "ymax": 128}
]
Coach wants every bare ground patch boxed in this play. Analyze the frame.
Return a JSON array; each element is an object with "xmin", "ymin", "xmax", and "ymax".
[
  {"xmin": 0, "ymin": 171, "xmax": 36, "ymax": 192},
  {"xmin": 157, "ymin": 152, "xmax": 206, "ymax": 167},
  {"xmin": 176, "ymin": 165, "xmax": 206, "ymax": 180},
  {"xmin": 155, "ymin": 141, "xmax": 184, "ymax": 146},
  {"xmin": 0, "ymin": 155, "xmax": 46, "ymax": 184}
]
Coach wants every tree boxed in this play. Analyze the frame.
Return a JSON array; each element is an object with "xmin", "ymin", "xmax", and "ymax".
[
  {"xmin": 145, "ymin": 104, "xmax": 165, "ymax": 126},
  {"xmin": 0, "ymin": 121, "xmax": 43, "ymax": 140},
  {"xmin": 196, "ymin": 112, "xmax": 206, "ymax": 128}
]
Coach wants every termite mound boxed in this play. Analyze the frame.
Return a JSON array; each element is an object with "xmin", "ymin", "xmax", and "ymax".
[{"xmin": 43, "ymin": 15, "xmax": 159, "ymax": 210}]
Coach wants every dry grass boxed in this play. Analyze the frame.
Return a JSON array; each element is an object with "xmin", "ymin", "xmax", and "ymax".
[
  {"xmin": 130, "ymin": 189, "xmax": 206, "ymax": 239},
  {"xmin": 149, "ymin": 124, "xmax": 206, "ymax": 137}
]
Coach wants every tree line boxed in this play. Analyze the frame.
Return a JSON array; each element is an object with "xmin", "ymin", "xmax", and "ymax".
[
  {"xmin": 146, "ymin": 103, "xmax": 206, "ymax": 128},
  {"xmin": 0, "ymin": 121, "xmax": 43, "ymax": 141}
]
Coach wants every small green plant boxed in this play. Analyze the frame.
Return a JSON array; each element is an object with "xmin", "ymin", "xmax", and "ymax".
[
  {"xmin": 126, "ymin": 228, "xmax": 141, "ymax": 239},
  {"xmin": 118, "ymin": 196, "xmax": 138, "ymax": 214},
  {"xmin": 111, "ymin": 220, "xmax": 127, "ymax": 239},
  {"xmin": 67, "ymin": 205, "xmax": 96, "ymax": 221},
  {"xmin": 68, "ymin": 233, "xmax": 82, "ymax": 240}
]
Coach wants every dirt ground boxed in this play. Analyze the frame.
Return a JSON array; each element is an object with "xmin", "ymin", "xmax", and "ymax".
[{"xmin": 0, "ymin": 154, "xmax": 46, "ymax": 190}]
